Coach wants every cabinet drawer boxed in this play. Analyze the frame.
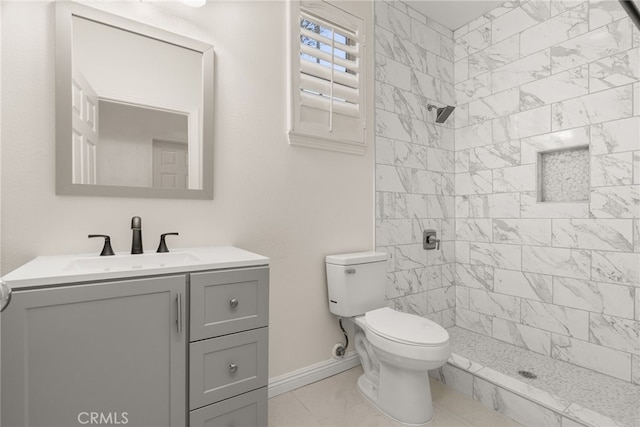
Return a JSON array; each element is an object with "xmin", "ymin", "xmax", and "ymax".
[
  {"xmin": 190, "ymin": 387, "xmax": 267, "ymax": 427},
  {"xmin": 189, "ymin": 328, "xmax": 268, "ymax": 410},
  {"xmin": 190, "ymin": 267, "xmax": 269, "ymax": 341}
]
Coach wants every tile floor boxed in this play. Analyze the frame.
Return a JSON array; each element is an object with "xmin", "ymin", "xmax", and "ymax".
[{"xmin": 268, "ymin": 366, "xmax": 523, "ymax": 427}]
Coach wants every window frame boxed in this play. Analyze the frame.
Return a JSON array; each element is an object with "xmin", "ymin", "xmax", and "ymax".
[{"xmin": 287, "ymin": 0, "xmax": 367, "ymax": 155}]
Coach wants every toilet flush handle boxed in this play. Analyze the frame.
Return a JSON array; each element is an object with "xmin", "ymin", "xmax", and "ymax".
[{"xmin": 345, "ymin": 268, "xmax": 356, "ymax": 274}]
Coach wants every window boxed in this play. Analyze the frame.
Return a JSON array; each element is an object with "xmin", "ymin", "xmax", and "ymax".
[{"xmin": 288, "ymin": 1, "xmax": 366, "ymax": 154}]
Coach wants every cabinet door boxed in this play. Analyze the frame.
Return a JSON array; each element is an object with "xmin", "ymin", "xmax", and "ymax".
[
  {"xmin": 190, "ymin": 267, "xmax": 268, "ymax": 341},
  {"xmin": 1, "ymin": 275, "xmax": 187, "ymax": 427}
]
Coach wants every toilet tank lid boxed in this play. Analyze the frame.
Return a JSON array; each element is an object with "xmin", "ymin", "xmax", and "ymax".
[{"xmin": 326, "ymin": 251, "xmax": 388, "ymax": 266}]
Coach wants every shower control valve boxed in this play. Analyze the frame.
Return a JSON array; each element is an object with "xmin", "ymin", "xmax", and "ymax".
[{"xmin": 423, "ymin": 229, "xmax": 440, "ymax": 250}]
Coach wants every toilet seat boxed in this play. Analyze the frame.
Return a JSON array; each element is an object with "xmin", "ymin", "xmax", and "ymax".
[
  {"xmin": 353, "ymin": 308, "xmax": 451, "ymax": 364},
  {"xmin": 364, "ymin": 307, "xmax": 449, "ymax": 346}
]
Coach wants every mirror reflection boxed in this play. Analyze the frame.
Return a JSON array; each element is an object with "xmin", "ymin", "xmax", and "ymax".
[
  {"xmin": 95, "ymin": 101, "xmax": 189, "ymax": 189},
  {"xmin": 71, "ymin": 15, "xmax": 202, "ymax": 190}
]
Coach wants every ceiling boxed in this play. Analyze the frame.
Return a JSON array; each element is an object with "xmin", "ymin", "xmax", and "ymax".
[{"xmin": 405, "ymin": 1, "xmax": 505, "ymax": 31}]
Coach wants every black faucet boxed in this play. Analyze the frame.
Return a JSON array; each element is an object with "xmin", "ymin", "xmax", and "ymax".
[{"xmin": 131, "ymin": 216, "xmax": 143, "ymax": 254}]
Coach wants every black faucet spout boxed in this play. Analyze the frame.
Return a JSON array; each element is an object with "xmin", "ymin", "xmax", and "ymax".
[{"xmin": 131, "ymin": 216, "xmax": 143, "ymax": 254}]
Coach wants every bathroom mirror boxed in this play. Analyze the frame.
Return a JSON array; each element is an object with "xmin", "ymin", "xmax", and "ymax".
[{"xmin": 55, "ymin": 2, "xmax": 214, "ymax": 199}]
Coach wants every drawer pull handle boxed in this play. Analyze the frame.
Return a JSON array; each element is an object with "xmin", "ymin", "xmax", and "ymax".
[
  {"xmin": 229, "ymin": 298, "xmax": 239, "ymax": 309},
  {"xmin": 229, "ymin": 362, "xmax": 238, "ymax": 374}
]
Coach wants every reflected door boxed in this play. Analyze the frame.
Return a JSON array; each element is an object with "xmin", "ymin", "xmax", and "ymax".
[
  {"xmin": 152, "ymin": 140, "xmax": 188, "ymax": 189},
  {"xmin": 71, "ymin": 70, "xmax": 98, "ymax": 184}
]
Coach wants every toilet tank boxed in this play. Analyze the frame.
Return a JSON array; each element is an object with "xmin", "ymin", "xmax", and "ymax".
[{"xmin": 326, "ymin": 251, "xmax": 388, "ymax": 317}]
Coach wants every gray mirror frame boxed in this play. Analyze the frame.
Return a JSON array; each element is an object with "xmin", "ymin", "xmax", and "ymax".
[{"xmin": 55, "ymin": 1, "xmax": 214, "ymax": 199}]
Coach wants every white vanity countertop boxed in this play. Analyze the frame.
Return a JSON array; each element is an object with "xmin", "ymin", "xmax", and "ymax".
[{"xmin": 2, "ymin": 246, "xmax": 269, "ymax": 290}]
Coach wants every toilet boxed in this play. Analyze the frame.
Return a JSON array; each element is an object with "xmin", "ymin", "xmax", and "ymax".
[{"xmin": 326, "ymin": 251, "xmax": 451, "ymax": 425}]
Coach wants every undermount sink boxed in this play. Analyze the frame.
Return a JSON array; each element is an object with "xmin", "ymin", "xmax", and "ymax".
[{"xmin": 64, "ymin": 251, "xmax": 203, "ymax": 272}]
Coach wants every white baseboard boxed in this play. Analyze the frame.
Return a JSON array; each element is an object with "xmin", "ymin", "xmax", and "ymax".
[{"xmin": 267, "ymin": 351, "xmax": 361, "ymax": 398}]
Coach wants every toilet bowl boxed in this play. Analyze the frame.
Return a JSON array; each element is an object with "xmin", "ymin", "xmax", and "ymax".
[
  {"xmin": 351, "ymin": 308, "xmax": 450, "ymax": 425},
  {"xmin": 326, "ymin": 252, "xmax": 451, "ymax": 425}
]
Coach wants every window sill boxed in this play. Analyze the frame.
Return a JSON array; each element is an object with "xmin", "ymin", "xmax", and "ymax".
[{"xmin": 287, "ymin": 131, "xmax": 366, "ymax": 155}]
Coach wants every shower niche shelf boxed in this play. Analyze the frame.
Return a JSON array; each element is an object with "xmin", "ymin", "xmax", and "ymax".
[{"xmin": 537, "ymin": 146, "xmax": 589, "ymax": 202}]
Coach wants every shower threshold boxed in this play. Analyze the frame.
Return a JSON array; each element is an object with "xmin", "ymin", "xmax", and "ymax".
[{"xmin": 429, "ymin": 327, "xmax": 639, "ymax": 427}]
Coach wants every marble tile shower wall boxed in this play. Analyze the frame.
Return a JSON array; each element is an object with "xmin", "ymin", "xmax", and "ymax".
[
  {"xmin": 375, "ymin": 0, "xmax": 640, "ymax": 385},
  {"xmin": 452, "ymin": 0, "xmax": 640, "ymax": 384},
  {"xmin": 374, "ymin": 1, "xmax": 457, "ymax": 327}
]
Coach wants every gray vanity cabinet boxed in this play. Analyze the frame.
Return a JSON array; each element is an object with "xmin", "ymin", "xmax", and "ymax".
[
  {"xmin": 189, "ymin": 267, "xmax": 269, "ymax": 427},
  {"xmin": 1, "ymin": 258, "xmax": 269, "ymax": 427},
  {"xmin": 1, "ymin": 275, "xmax": 187, "ymax": 427}
]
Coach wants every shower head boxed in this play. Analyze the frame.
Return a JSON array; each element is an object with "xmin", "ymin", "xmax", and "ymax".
[{"xmin": 427, "ymin": 103, "xmax": 455, "ymax": 123}]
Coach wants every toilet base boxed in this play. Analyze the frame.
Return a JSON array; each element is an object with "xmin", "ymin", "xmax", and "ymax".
[{"xmin": 356, "ymin": 366, "xmax": 435, "ymax": 426}]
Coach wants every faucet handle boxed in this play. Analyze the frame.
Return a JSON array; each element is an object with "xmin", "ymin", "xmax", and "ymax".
[
  {"xmin": 88, "ymin": 234, "xmax": 115, "ymax": 256},
  {"xmin": 157, "ymin": 233, "xmax": 179, "ymax": 253}
]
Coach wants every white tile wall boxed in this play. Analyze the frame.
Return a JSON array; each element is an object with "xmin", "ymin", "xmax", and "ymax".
[
  {"xmin": 520, "ymin": 2, "xmax": 588, "ymax": 56},
  {"xmin": 520, "ymin": 66, "xmax": 589, "ymax": 109},
  {"xmin": 450, "ymin": 0, "xmax": 640, "ymax": 383},
  {"xmin": 553, "ymin": 277, "xmax": 635, "ymax": 319},
  {"xmin": 521, "ymin": 299, "xmax": 590, "ymax": 340},
  {"xmin": 551, "ymin": 86, "xmax": 633, "ymax": 131},
  {"xmin": 550, "ymin": 19, "xmax": 632, "ymax": 74},
  {"xmin": 474, "ymin": 377, "xmax": 562, "ymax": 426},
  {"xmin": 551, "ymin": 334, "xmax": 632, "ymax": 380},
  {"xmin": 376, "ymin": 0, "xmax": 640, "ymax": 384},
  {"xmin": 494, "ymin": 269, "xmax": 553, "ymax": 302},
  {"xmin": 375, "ymin": 0, "xmax": 456, "ymax": 323},
  {"xmin": 552, "ymin": 219, "xmax": 633, "ymax": 251},
  {"xmin": 590, "ymin": 116, "xmax": 640, "ymax": 155}
]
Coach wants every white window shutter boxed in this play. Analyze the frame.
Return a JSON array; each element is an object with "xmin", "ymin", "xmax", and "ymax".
[{"xmin": 288, "ymin": 1, "xmax": 366, "ymax": 155}]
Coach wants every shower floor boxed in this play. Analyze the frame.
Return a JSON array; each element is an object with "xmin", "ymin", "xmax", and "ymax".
[{"xmin": 433, "ymin": 327, "xmax": 640, "ymax": 427}]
